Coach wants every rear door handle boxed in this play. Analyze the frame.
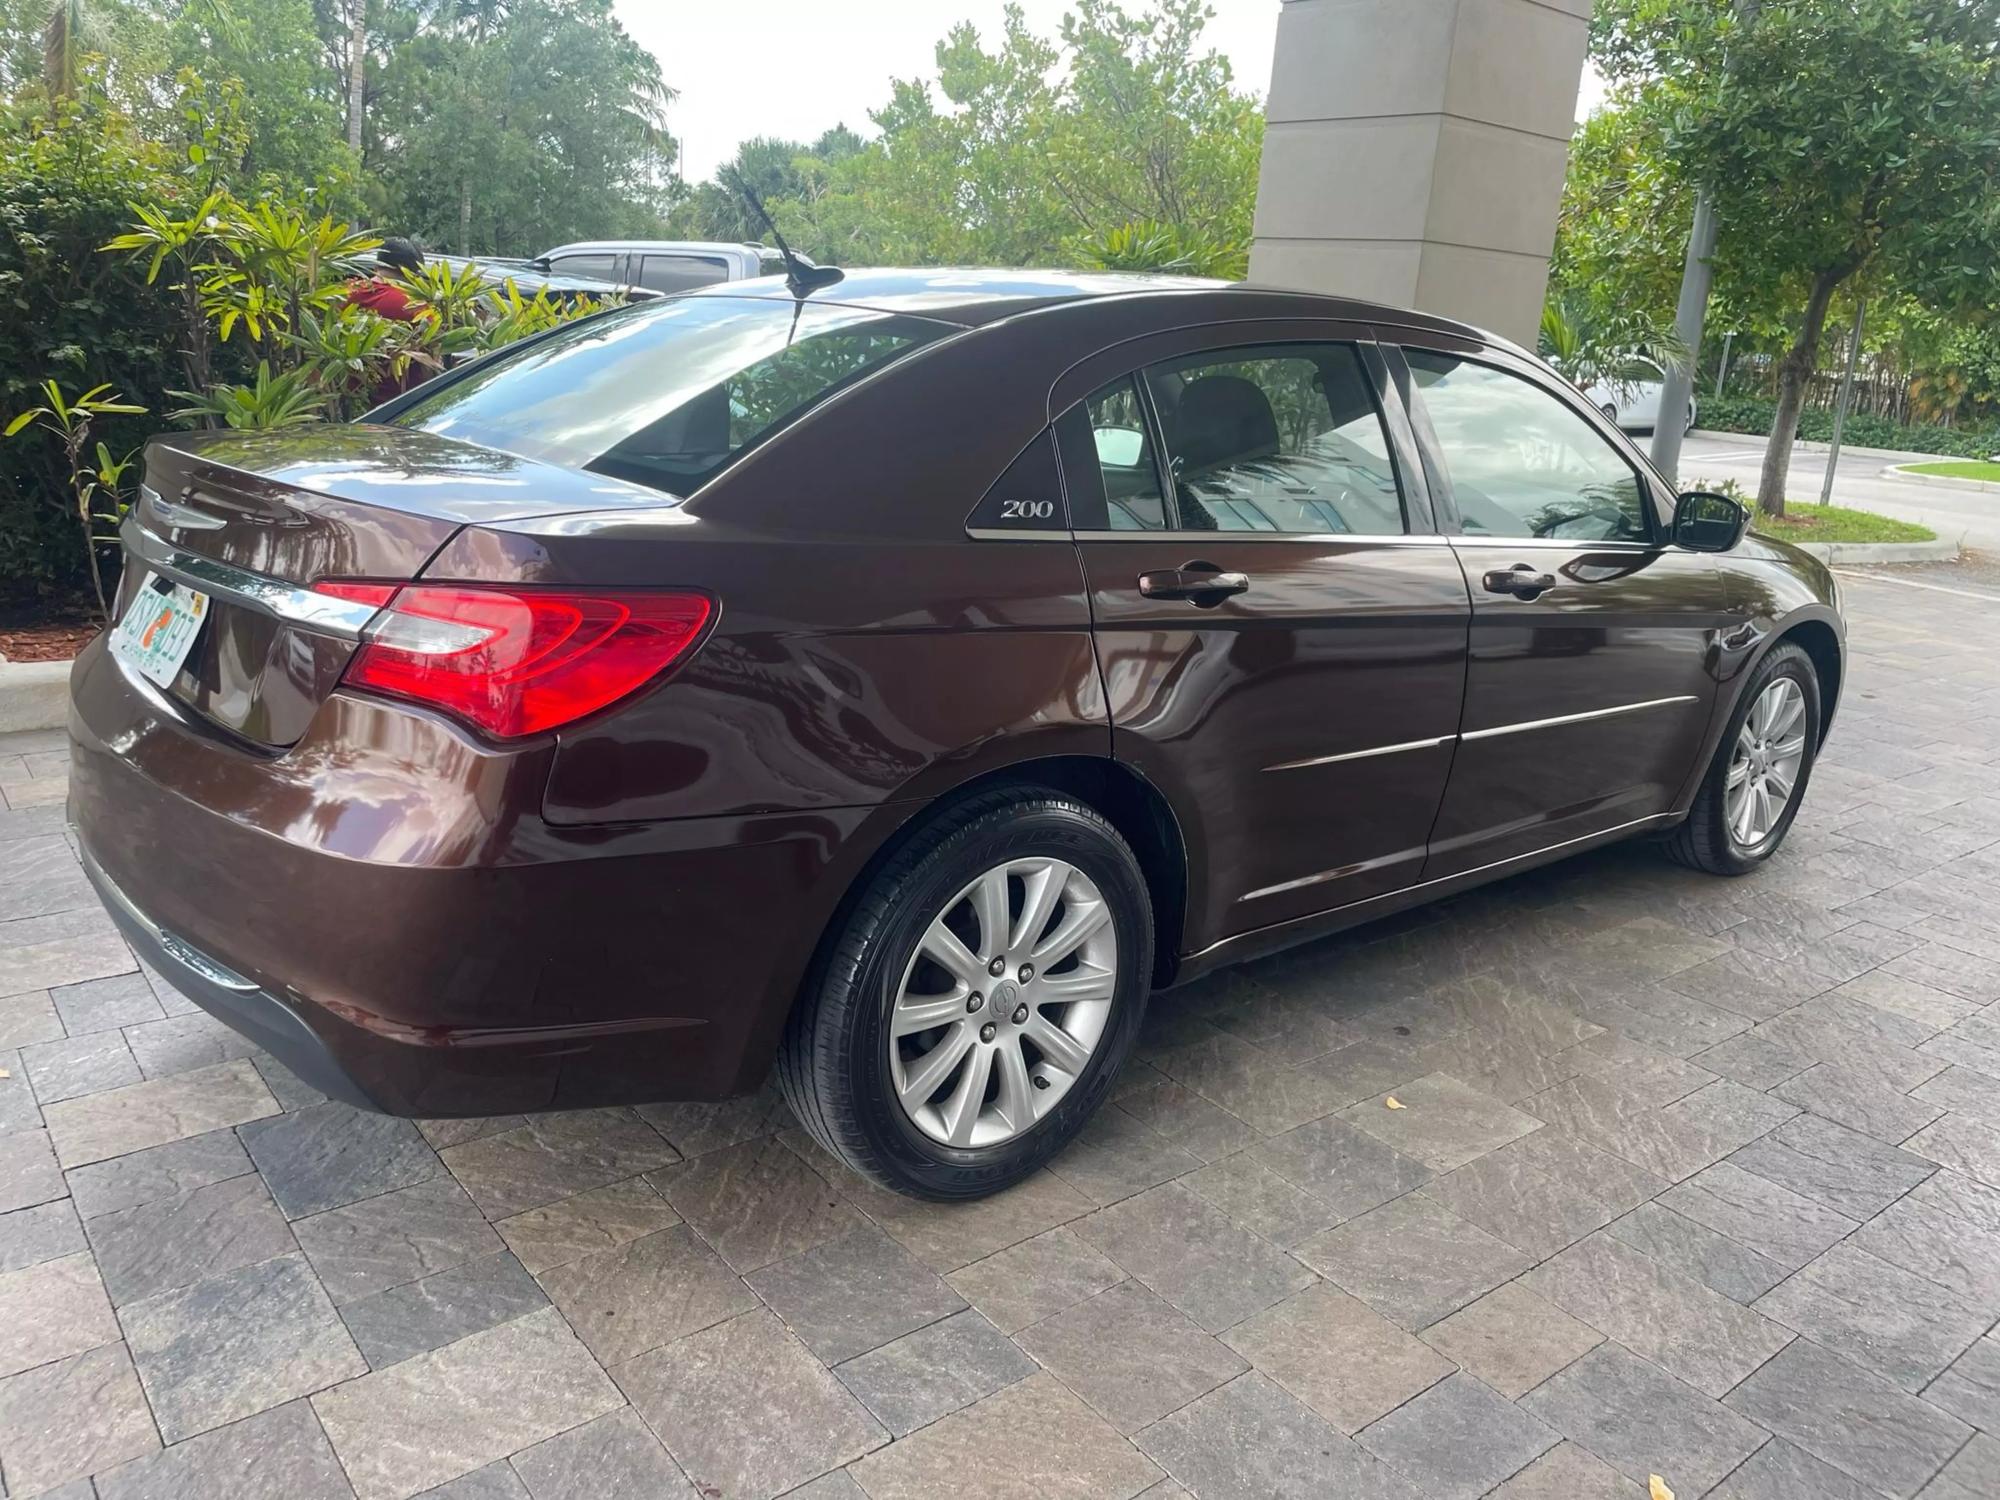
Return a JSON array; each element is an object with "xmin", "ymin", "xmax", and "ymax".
[
  {"xmin": 1482, "ymin": 564, "xmax": 1559, "ymax": 599},
  {"xmin": 1138, "ymin": 566, "xmax": 1250, "ymax": 604}
]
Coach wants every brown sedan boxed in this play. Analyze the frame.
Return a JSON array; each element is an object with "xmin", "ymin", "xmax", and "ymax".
[{"xmin": 69, "ymin": 272, "xmax": 1844, "ymax": 1199}]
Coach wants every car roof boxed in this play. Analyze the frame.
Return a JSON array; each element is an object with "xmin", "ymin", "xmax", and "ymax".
[
  {"xmin": 673, "ymin": 267, "xmax": 1498, "ymax": 343},
  {"xmin": 539, "ymin": 240, "xmax": 769, "ymax": 258}
]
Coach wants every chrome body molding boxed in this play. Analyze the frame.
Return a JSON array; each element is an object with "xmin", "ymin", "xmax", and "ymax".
[
  {"xmin": 1233, "ymin": 811, "xmax": 1679, "ymax": 911},
  {"xmin": 1459, "ymin": 695, "xmax": 1699, "ymax": 742},
  {"xmin": 121, "ymin": 514, "xmax": 381, "ymax": 640},
  {"xmin": 1264, "ymin": 736, "xmax": 1455, "ymax": 773},
  {"xmin": 80, "ymin": 839, "xmax": 259, "ymax": 993}
]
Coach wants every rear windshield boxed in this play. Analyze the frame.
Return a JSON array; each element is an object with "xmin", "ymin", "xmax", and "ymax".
[{"xmin": 391, "ymin": 297, "xmax": 949, "ymax": 496}]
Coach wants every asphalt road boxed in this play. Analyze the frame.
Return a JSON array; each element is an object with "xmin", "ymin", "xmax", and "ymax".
[{"xmin": 1677, "ymin": 429, "xmax": 2000, "ymax": 551}]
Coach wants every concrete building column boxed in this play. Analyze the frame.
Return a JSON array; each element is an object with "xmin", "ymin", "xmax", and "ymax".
[{"xmin": 1248, "ymin": 0, "xmax": 1592, "ymax": 344}]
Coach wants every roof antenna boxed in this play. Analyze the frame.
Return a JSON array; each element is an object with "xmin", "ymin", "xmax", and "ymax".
[{"xmin": 723, "ymin": 169, "xmax": 843, "ymax": 298}]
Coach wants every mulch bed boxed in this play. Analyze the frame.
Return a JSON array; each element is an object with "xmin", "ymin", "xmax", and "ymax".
[{"xmin": 0, "ymin": 623, "xmax": 100, "ymax": 663}]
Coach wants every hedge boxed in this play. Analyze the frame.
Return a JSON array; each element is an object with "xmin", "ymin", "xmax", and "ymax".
[
  {"xmin": 1, "ymin": 104, "xmax": 183, "ymax": 612},
  {"xmin": 1700, "ymin": 395, "xmax": 2000, "ymax": 460}
]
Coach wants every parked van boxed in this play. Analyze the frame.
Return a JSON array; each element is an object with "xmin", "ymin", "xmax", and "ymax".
[{"xmin": 533, "ymin": 240, "xmax": 781, "ymax": 294}]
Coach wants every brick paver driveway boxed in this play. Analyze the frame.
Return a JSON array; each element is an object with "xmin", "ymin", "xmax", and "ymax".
[{"xmin": 2, "ymin": 569, "xmax": 1997, "ymax": 1499}]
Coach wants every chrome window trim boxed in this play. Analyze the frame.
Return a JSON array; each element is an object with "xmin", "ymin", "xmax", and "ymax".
[
  {"xmin": 1447, "ymin": 535, "xmax": 1656, "ymax": 553},
  {"xmin": 964, "ymin": 528, "xmax": 1073, "ymax": 542},
  {"xmin": 120, "ymin": 514, "xmax": 380, "ymax": 640},
  {"xmin": 1460, "ymin": 695, "xmax": 1699, "ymax": 742},
  {"xmin": 1265, "ymin": 736, "xmax": 1455, "ymax": 772},
  {"xmin": 1069, "ymin": 530, "xmax": 1449, "ymax": 546}
]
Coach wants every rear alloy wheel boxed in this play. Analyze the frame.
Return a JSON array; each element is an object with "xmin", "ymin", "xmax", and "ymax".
[
  {"xmin": 1665, "ymin": 642, "xmax": 1820, "ymax": 875},
  {"xmin": 890, "ymin": 857, "xmax": 1117, "ymax": 1149},
  {"xmin": 779, "ymin": 790, "xmax": 1151, "ymax": 1200}
]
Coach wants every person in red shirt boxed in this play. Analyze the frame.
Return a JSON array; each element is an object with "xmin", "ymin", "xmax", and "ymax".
[
  {"xmin": 347, "ymin": 238, "xmax": 428, "ymax": 406},
  {"xmin": 347, "ymin": 237, "xmax": 424, "ymax": 322}
]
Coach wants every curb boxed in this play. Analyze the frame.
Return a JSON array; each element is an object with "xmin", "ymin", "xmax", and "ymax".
[
  {"xmin": 1785, "ymin": 537, "xmax": 1962, "ymax": 565},
  {"xmin": 1883, "ymin": 464, "xmax": 2000, "ymax": 495},
  {"xmin": 1690, "ymin": 430, "xmax": 1973, "ymax": 465},
  {"xmin": 0, "ymin": 660, "xmax": 72, "ymax": 734}
]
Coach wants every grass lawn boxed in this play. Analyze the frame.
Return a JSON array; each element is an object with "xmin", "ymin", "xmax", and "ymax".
[
  {"xmin": 1752, "ymin": 504, "xmax": 1936, "ymax": 544},
  {"xmin": 1904, "ymin": 459, "xmax": 2000, "ymax": 482}
]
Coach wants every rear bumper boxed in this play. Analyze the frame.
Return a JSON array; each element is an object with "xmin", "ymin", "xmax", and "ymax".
[
  {"xmin": 81, "ymin": 845, "xmax": 378, "ymax": 1111},
  {"xmin": 68, "ymin": 638, "xmax": 899, "ymax": 1117}
]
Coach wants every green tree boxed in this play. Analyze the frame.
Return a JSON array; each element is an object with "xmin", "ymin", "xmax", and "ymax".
[
  {"xmin": 784, "ymin": 0, "xmax": 1261, "ymax": 269},
  {"xmin": 1596, "ymin": 0, "xmax": 2000, "ymax": 515},
  {"xmin": 169, "ymin": 0, "xmax": 354, "ymax": 195},
  {"xmin": 369, "ymin": 0, "xmax": 675, "ymax": 253}
]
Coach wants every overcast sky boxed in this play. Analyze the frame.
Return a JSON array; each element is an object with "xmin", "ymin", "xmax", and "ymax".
[{"xmin": 614, "ymin": 0, "xmax": 1607, "ymax": 184}]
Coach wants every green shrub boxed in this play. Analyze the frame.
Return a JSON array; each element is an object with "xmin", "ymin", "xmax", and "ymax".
[
  {"xmin": 0, "ymin": 92, "xmax": 180, "ymax": 612},
  {"xmin": 1700, "ymin": 394, "xmax": 2000, "ymax": 459}
]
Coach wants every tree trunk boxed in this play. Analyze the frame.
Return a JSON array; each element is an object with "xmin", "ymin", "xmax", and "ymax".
[
  {"xmin": 1757, "ymin": 266, "xmax": 1848, "ymax": 518},
  {"xmin": 458, "ymin": 177, "xmax": 472, "ymax": 253},
  {"xmin": 345, "ymin": 9, "xmax": 367, "ymax": 157}
]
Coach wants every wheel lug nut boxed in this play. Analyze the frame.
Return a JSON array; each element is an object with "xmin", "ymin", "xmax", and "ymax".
[
  {"xmin": 1018, "ymin": 963, "xmax": 1035, "ymax": 982},
  {"xmin": 966, "ymin": 993, "xmax": 984, "ymax": 1013},
  {"xmin": 1011, "ymin": 1004, "xmax": 1029, "ymax": 1024},
  {"xmin": 979, "ymin": 1022, "xmax": 997, "ymax": 1043},
  {"xmin": 988, "ymin": 957, "xmax": 1006, "ymax": 977},
  {"xmin": 1033, "ymin": 1075, "xmax": 1050, "ymax": 1090}
]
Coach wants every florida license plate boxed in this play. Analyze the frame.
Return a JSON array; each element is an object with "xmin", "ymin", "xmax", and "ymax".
[{"xmin": 111, "ymin": 575, "xmax": 209, "ymax": 688}]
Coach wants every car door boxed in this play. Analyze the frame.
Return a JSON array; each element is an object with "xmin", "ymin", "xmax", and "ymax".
[
  {"xmin": 1056, "ymin": 326, "xmax": 1472, "ymax": 949},
  {"xmin": 1395, "ymin": 340, "xmax": 1730, "ymax": 877}
]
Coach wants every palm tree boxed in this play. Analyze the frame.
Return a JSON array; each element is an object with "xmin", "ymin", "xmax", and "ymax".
[{"xmin": 39, "ymin": 0, "xmax": 237, "ymax": 97}]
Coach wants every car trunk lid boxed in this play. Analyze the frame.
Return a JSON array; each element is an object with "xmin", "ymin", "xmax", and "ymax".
[{"xmin": 122, "ymin": 424, "xmax": 678, "ymax": 748}]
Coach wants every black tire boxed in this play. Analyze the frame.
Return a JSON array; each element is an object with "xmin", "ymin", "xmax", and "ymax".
[
  {"xmin": 1665, "ymin": 642, "xmax": 1820, "ymax": 875},
  {"xmin": 778, "ymin": 788, "xmax": 1153, "ymax": 1200}
]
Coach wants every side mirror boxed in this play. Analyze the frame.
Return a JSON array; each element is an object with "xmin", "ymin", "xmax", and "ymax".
[{"xmin": 1674, "ymin": 490, "xmax": 1748, "ymax": 553}]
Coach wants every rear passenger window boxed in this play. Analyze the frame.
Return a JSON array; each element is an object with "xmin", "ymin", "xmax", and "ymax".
[
  {"xmin": 1405, "ymin": 351, "xmax": 1650, "ymax": 542},
  {"xmin": 1145, "ymin": 345, "xmax": 1405, "ymax": 534},
  {"xmin": 1084, "ymin": 377, "xmax": 1168, "ymax": 531},
  {"xmin": 553, "ymin": 254, "xmax": 618, "ymax": 282},
  {"xmin": 638, "ymin": 255, "xmax": 730, "ymax": 293}
]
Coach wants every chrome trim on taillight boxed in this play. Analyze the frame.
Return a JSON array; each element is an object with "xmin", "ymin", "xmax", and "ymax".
[{"xmin": 120, "ymin": 514, "xmax": 383, "ymax": 641}]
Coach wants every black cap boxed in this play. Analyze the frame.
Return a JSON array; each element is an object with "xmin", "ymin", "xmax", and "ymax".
[{"xmin": 378, "ymin": 237, "xmax": 424, "ymax": 274}]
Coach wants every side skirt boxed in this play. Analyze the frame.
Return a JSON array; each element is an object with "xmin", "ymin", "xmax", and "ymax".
[{"xmin": 1166, "ymin": 811, "xmax": 1681, "ymax": 987}]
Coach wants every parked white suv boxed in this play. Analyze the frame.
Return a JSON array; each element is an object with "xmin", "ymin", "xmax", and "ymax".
[{"xmin": 533, "ymin": 240, "xmax": 782, "ymax": 295}]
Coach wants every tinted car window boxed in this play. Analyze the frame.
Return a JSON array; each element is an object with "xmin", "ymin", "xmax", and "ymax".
[
  {"xmin": 1406, "ymin": 351, "xmax": 1650, "ymax": 542},
  {"xmin": 552, "ymin": 253, "xmax": 618, "ymax": 281},
  {"xmin": 1146, "ymin": 344, "xmax": 1404, "ymax": 534},
  {"xmin": 1085, "ymin": 377, "xmax": 1167, "ymax": 531},
  {"xmin": 638, "ymin": 255, "xmax": 731, "ymax": 293},
  {"xmin": 393, "ymin": 298, "xmax": 947, "ymax": 496}
]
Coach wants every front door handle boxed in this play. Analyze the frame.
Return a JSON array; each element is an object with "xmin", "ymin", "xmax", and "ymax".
[
  {"xmin": 1138, "ymin": 565, "xmax": 1250, "ymax": 604},
  {"xmin": 1482, "ymin": 564, "xmax": 1559, "ymax": 599}
]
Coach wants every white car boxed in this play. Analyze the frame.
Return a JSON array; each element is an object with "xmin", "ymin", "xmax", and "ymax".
[
  {"xmin": 534, "ymin": 240, "xmax": 783, "ymax": 295},
  {"xmin": 1584, "ymin": 357, "xmax": 1697, "ymax": 435}
]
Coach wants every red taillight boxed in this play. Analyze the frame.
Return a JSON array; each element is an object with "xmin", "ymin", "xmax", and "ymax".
[{"xmin": 312, "ymin": 581, "xmax": 712, "ymax": 739}]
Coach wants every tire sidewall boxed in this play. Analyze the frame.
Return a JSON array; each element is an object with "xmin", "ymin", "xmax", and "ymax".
[
  {"xmin": 836, "ymin": 801, "xmax": 1152, "ymax": 1198},
  {"xmin": 1704, "ymin": 647, "xmax": 1821, "ymax": 869}
]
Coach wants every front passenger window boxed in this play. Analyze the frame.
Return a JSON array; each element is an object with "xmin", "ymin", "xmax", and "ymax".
[{"xmin": 1406, "ymin": 351, "xmax": 1650, "ymax": 542}]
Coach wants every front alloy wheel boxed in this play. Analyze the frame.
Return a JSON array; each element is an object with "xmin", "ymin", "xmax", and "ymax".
[
  {"xmin": 1664, "ymin": 640, "xmax": 1820, "ymax": 875},
  {"xmin": 1724, "ymin": 677, "xmax": 1808, "ymax": 850}
]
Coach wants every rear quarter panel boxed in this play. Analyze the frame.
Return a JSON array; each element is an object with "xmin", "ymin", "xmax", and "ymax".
[{"xmin": 423, "ymin": 517, "xmax": 1106, "ymax": 823}]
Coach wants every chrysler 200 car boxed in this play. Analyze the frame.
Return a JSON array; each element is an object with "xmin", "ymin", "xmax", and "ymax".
[{"xmin": 69, "ymin": 271, "xmax": 1842, "ymax": 1199}]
